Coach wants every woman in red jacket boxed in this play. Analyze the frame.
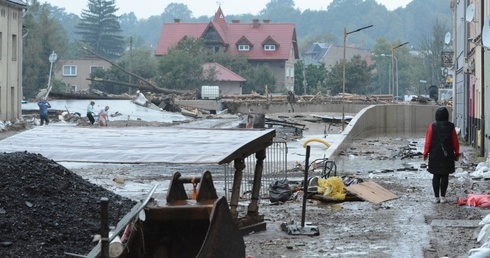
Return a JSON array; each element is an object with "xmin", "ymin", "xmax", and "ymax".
[{"xmin": 423, "ymin": 106, "xmax": 461, "ymax": 204}]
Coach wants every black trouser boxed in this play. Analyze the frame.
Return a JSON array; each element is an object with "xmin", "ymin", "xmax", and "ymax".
[
  {"xmin": 432, "ymin": 174, "xmax": 449, "ymax": 197},
  {"xmin": 87, "ymin": 113, "xmax": 95, "ymax": 124},
  {"xmin": 40, "ymin": 114, "xmax": 49, "ymax": 125}
]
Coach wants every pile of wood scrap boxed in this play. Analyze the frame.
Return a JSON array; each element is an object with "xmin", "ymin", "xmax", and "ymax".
[{"xmin": 221, "ymin": 92, "xmax": 394, "ymax": 105}]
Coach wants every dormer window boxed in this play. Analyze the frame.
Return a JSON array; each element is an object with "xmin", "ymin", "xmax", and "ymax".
[
  {"xmin": 264, "ymin": 44, "xmax": 276, "ymax": 51},
  {"xmin": 238, "ymin": 45, "xmax": 250, "ymax": 51}
]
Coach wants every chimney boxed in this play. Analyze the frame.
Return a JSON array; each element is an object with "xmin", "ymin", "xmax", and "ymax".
[
  {"xmin": 263, "ymin": 19, "xmax": 270, "ymax": 24},
  {"xmin": 174, "ymin": 18, "xmax": 181, "ymax": 23},
  {"xmin": 232, "ymin": 20, "xmax": 240, "ymax": 24},
  {"xmin": 252, "ymin": 19, "xmax": 259, "ymax": 28}
]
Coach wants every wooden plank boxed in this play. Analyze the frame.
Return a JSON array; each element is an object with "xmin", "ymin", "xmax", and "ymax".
[{"xmin": 346, "ymin": 181, "xmax": 399, "ymax": 203}]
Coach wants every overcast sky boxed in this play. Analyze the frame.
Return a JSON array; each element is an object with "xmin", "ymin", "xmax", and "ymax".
[{"xmin": 42, "ymin": 0, "xmax": 413, "ymax": 19}]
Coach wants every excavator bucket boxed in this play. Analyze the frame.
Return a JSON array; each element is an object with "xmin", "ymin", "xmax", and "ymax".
[{"xmin": 122, "ymin": 171, "xmax": 245, "ymax": 258}]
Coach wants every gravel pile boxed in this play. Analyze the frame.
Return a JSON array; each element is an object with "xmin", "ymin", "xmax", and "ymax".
[{"xmin": 0, "ymin": 152, "xmax": 136, "ymax": 257}]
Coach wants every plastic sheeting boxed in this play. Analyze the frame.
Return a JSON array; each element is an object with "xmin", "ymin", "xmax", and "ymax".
[{"xmin": 0, "ymin": 125, "xmax": 275, "ymax": 164}]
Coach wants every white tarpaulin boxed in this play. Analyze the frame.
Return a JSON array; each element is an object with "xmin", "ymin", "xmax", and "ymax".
[{"xmin": 0, "ymin": 125, "xmax": 275, "ymax": 164}]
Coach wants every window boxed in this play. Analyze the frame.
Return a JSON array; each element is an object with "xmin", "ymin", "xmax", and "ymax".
[
  {"xmin": 70, "ymin": 85, "xmax": 77, "ymax": 92},
  {"xmin": 238, "ymin": 45, "xmax": 250, "ymax": 51},
  {"xmin": 11, "ymin": 34, "xmax": 16, "ymax": 61},
  {"xmin": 264, "ymin": 45, "xmax": 276, "ymax": 51},
  {"xmin": 1, "ymin": 9, "xmax": 5, "ymax": 17},
  {"xmin": 90, "ymin": 65, "xmax": 104, "ymax": 74},
  {"xmin": 63, "ymin": 65, "xmax": 77, "ymax": 76},
  {"xmin": 13, "ymin": 11, "xmax": 17, "ymax": 20}
]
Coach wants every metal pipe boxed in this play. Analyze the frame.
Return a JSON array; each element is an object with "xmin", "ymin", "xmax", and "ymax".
[
  {"xmin": 100, "ymin": 197, "xmax": 109, "ymax": 258},
  {"xmin": 301, "ymin": 145, "xmax": 310, "ymax": 227}
]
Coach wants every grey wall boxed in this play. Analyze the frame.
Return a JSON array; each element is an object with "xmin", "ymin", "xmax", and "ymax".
[{"xmin": 325, "ymin": 104, "xmax": 449, "ymax": 158}]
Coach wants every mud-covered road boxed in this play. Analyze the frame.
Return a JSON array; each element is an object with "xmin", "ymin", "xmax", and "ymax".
[{"xmin": 1, "ymin": 113, "xmax": 489, "ymax": 257}]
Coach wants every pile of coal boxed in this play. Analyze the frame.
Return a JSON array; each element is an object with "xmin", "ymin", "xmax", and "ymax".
[{"xmin": 0, "ymin": 152, "xmax": 136, "ymax": 257}]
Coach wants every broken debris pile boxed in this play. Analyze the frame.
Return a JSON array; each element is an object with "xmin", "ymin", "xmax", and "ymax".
[{"xmin": 0, "ymin": 152, "xmax": 135, "ymax": 258}]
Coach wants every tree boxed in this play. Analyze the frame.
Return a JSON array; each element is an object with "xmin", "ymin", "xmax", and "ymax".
[
  {"xmin": 418, "ymin": 19, "xmax": 449, "ymax": 88},
  {"xmin": 325, "ymin": 55, "xmax": 373, "ymax": 95},
  {"xmin": 23, "ymin": 0, "xmax": 69, "ymax": 98},
  {"xmin": 155, "ymin": 38, "xmax": 206, "ymax": 90},
  {"xmin": 76, "ymin": 0, "xmax": 125, "ymax": 59},
  {"xmin": 89, "ymin": 49, "xmax": 158, "ymax": 94},
  {"xmin": 259, "ymin": 0, "xmax": 301, "ymax": 23},
  {"xmin": 156, "ymin": 50, "xmax": 204, "ymax": 90},
  {"xmin": 162, "ymin": 3, "xmax": 193, "ymax": 21},
  {"xmin": 370, "ymin": 38, "xmax": 393, "ymax": 94},
  {"xmin": 241, "ymin": 65, "xmax": 277, "ymax": 94},
  {"xmin": 294, "ymin": 61, "xmax": 327, "ymax": 95}
]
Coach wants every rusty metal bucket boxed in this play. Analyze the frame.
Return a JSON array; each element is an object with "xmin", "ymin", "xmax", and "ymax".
[{"xmin": 123, "ymin": 171, "xmax": 245, "ymax": 258}]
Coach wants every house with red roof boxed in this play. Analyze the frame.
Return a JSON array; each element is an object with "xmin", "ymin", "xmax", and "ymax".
[
  {"xmin": 202, "ymin": 62, "xmax": 245, "ymax": 95},
  {"xmin": 155, "ymin": 7, "xmax": 299, "ymax": 93}
]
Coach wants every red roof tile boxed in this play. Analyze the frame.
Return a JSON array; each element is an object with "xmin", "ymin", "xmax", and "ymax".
[
  {"xmin": 155, "ymin": 8, "xmax": 298, "ymax": 61},
  {"xmin": 202, "ymin": 62, "xmax": 246, "ymax": 82}
]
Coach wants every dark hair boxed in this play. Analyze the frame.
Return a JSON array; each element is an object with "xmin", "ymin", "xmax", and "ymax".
[{"xmin": 435, "ymin": 106, "xmax": 449, "ymax": 121}]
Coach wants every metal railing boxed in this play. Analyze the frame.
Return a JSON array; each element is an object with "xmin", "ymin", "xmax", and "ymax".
[{"xmin": 224, "ymin": 140, "xmax": 288, "ymax": 200}]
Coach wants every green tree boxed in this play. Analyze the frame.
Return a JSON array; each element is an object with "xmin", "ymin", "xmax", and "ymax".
[
  {"xmin": 241, "ymin": 65, "xmax": 277, "ymax": 94},
  {"xmin": 76, "ymin": 0, "xmax": 125, "ymax": 59},
  {"xmin": 418, "ymin": 19, "xmax": 449, "ymax": 88},
  {"xmin": 259, "ymin": 0, "xmax": 301, "ymax": 23},
  {"xmin": 325, "ymin": 55, "xmax": 373, "ymax": 95},
  {"xmin": 370, "ymin": 38, "xmax": 393, "ymax": 94},
  {"xmin": 163, "ymin": 3, "xmax": 193, "ymax": 21},
  {"xmin": 155, "ymin": 38, "xmax": 206, "ymax": 90},
  {"xmin": 23, "ymin": 0, "xmax": 68, "ymax": 98},
  {"xmin": 156, "ymin": 50, "xmax": 204, "ymax": 90},
  {"xmin": 65, "ymin": 40, "xmax": 91, "ymax": 59},
  {"xmin": 88, "ymin": 49, "xmax": 157, "ymax": 94},
  {"xmin": 89, "ymin": 68, "xmax": 129, "ymax": 94},
  {"xmin": 294, "ymin": 60, "xmax": 328, "ymax": 95}
]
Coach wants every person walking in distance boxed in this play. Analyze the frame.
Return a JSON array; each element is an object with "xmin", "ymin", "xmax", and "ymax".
[
  {"xmin": 98, "ymin": 106, "xmax": 110, "ymax": 126},
  {"xmin": 287, "ymin": 90, "xmax": 296, "ymax": 113},
  {"xmin": 86, "ymin": 101, "xmax": 96, "ymax": 124},
  {"xmin": 37, "ymin": 99, "xmax": 51, "ymax": 126},
  {"xmin": 423, "ymin": 106, "xmax": 461, "ymax": 204}
]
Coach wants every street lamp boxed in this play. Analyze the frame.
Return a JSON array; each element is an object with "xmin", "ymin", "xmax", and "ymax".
[
  {"xmin": 45, "ymin": 51, "xmax": 58, "ymax": 100},
  {"xmin": 342, "ymin": 24, "xmax": 373, "ymax": 130},
  {"xmin": 391, "ymin": 42, "xmax": 409, "ymax": 102},
  {"xmin": 380, "ymin": 54, "xmax": 398, "ymax": 97}
]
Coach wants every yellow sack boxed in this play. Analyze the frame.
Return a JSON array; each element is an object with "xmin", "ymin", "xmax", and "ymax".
[{"xmin": 317, "ymin": 176, "xmax": 346, "ymax": 201}]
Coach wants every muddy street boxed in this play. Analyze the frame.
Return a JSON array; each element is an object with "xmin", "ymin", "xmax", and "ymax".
[
  {"xmin": 243, "ymin": 136, "xmax": 486, "ymax": 257},
  {"xmin": 1, "ymin": 112, "xmax": 489, "ymax": 257}
]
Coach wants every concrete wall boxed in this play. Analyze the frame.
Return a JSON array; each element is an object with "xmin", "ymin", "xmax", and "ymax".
[
  {"xmin": 324, "ymin": 104, "xmax": 447, "ymax": 158},
  {"xmin": 227, "ymin": 101, "xmax": 370, "ymax": 114}
]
